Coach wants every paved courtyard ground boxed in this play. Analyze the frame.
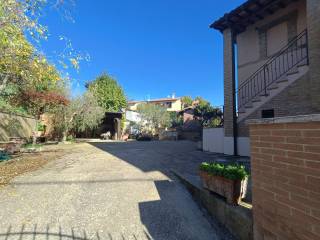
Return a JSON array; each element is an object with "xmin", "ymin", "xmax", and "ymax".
[{"xmin": 0, "ymin": 141, "xmax": 236, "ymax": 240}]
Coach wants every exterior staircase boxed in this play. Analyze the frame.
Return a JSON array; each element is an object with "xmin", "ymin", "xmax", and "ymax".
[{"xmin": 237, "ymin": 30, "xmax": 309, "ymax": 122}]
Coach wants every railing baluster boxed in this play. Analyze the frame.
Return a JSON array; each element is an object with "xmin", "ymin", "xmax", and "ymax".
[
  {"xmin": 306, "ymin": 30, "xmax": 309, "ymax": 65},
  {"xmin": 236, "ymin": 30, "xmax": 308, "ymax": 111},
  {"xmin": 264, "ymin": 66, "xmax": 267, "ymax": 96}
]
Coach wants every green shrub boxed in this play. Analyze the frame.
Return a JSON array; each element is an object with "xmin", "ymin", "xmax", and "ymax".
[
  {"xmin": 66, "ymin": 135, "xmax": 75, "ymax": 142},
  {"xmin": 37, "ymin": 123, "xmax": 46, "ymax": 132},
  {"xmin": 200, "ymin": 162, "xmax": 249, "ymax": 180},
  {"xmin": 23, "ymin": 143, "xmax": 43, "ymax": 149}
]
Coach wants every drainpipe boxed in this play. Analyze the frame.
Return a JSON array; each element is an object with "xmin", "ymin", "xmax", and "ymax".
[{"xmin": 231, "ymin": 31, "xmax": 238, "ymax": 156}]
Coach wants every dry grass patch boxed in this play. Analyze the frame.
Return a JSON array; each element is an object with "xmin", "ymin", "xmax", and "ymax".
[{"xmin": 0, "ymin": 144, "xmax": 81, "ymax": 187}]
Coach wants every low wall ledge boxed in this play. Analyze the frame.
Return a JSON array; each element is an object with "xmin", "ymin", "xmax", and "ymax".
[{"xmin": 246, "ymin": 114, "xmax": 320, "ymax": 125}]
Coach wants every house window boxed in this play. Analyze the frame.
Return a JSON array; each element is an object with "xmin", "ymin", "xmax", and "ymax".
[{"xmin": 167, "ymin": 102, "xmax": 172, "ymax": 108}]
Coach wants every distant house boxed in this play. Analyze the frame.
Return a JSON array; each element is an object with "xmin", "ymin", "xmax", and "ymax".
[
  {"xmin": 209, "ymin": 0, "xmax": 320, "ymax": 156},
  {"xmin": 128, "ymin": 97, "xmax": 182, "ymax": 112}
]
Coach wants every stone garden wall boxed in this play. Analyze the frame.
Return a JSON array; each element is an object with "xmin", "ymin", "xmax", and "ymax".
[{"xmin": 0, "ymin": 112, "xmax": 37, "ymax": 142}]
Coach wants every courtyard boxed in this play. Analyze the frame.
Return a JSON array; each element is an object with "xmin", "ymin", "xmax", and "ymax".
[{"xmin": 0, "ymin": 141, "xmax": 237, "ymax": 240}]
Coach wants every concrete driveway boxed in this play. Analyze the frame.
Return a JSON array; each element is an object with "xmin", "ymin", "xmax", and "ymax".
[{"xmin": 0, "ymin": 141, "xmax": 234, "ymax": 240}]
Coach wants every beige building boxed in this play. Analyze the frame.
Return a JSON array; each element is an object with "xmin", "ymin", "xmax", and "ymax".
[
  {"xmin": 207, "ymin": 0, "xmax": 320, "ymax": 156},
  {"xmin": 128, "ymin": 98, "xmax": 182, "ymax": 112}
]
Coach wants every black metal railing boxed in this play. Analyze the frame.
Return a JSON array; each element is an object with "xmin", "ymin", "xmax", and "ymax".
[{"xmin": 237, "ymin": 29, "xmax": 309, "ymax": 111}]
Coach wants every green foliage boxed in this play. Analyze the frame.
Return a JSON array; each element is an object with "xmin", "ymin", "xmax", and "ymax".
[
  {"xmin": 181, "ymin": 96, "xmax": 193, "ymax": 108},
  {"xmin": 194, "ymin": 99, "xmax": 223, "ymax": 127},
  {"xmin": 194, "ymin": 96, "xmax": 209, "ymax": 105},
  {"xmin": 87, "ymin": 73, "xmax": 127, "ymax": 112},
  {"xmin": 51, "ymin": 92, "xmax": 105, "ymax": 139},
  {"xmin": 23, "ymin": 143, "xmax": 43, "ymax": 149},
  {"xmin": 200, "ymin": 162, "xmax": 249, "ymax": 180},
  {"xmin": 70, "ymin": 93, "xmax": 105, "ymax": 132},
  {"xmin": 37, "ymin": 123, "xmax": 46, "ymax": 132},
  {"xmin": 0, "ymin": 0, "xmax": 86, "ymax": 119},
  {"xmin": 169, "ymin": 112, "xmax": 183, "ymax": 128},
  {"xmin": 0, "ymin": 97, "xmax": 29, "ymax": 116},
  {"xmin": 66, "ymin": 135, "xmax": 75, "ymax": 142},
  {"xmin": 137, "ymin": 103, "xmax": 171, "ymax": 134},
  {"xmin": 206, "ymin": 118, "xmax": 222, "ymax": 128}
]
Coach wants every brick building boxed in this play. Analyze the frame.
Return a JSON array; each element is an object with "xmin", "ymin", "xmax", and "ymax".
[
  {"xmin": 248, "ymin": 115, "xmax": 320, "ymax": 240},
  {"xmin": 210, "ymin": 0, "xmax": 320, "ymax": 156}
]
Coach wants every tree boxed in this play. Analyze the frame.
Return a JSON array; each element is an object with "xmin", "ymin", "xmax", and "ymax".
[
  {"xmin": 194, "ymin": 96, "xmax": 210, "ymax": 106},
  {"xmin": 169, "ymin": 112, "xmax": 183, "ymax": 128},
  {"xmin": 0, "ymin": 0, "xmax": 86, "ymax": 117},
  {"xmin": 181, "ymin": 96, "xmax": 193, "ymax": 108},
  {"xmin": 0, "ymin": 0, "xmax": 82, "ymax": 89},
  {"xmin": 19, "ymin": 91, "xmax": 69, "ymax": 119},
  {"xmin": 87, "ymin": 73, "xmax": 127, "ymax": 112},
  {"xmin": 0, "ymin": 51, "xmax": 68, "ymax": 118},
  {"xmin": 52, "ymin": 92, "xmax": 105, "ymax": 140},
  {"xmin": 193, "ymin": 100, "xmax": 223, "ymax": 127},
  {"xmin": 137, "ymin": 103, "xmax": 171, "ymax": 135}
]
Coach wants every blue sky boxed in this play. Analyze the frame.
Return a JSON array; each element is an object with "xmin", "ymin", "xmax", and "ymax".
[{"xmin": 41, "ymin": 0, "xmax": 246, "ymax": 106}]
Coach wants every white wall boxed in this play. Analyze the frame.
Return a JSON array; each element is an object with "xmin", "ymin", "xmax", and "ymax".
[
  {"xmin": 203, "ymin": 128, "xmax": 251, "ymax": 157},
  {"xmin": 125, "ymin": 111, "xmax": 141, "ymax": 122},
  {"xmin": 203, "ymin": 128, "xmax": 224, "ymax": 153},
  {"xmin": 238, "ymin": 137, "xmax": 251, "ymax": 157}
]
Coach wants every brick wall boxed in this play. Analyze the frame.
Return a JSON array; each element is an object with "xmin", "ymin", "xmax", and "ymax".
[
  {"xmin": 223, "ymin": 28, "xmax": 236, "ymax": 137},
  {"xmin": 249, "ymin": 117, "xmax": 320, "ymax": 240},
  {"xmin": 238, "ymin": 72, "xmax": 320, "ymax": 137}
]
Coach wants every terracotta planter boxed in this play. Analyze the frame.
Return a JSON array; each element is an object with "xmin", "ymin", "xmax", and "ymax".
[{"xmin": 199, "ymin": 170, "xmax": 248, "ymax": 205}]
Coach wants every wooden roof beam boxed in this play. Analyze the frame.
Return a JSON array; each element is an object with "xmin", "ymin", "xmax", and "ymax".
[{"xmin": 277, "ymin": 1, "xmax": 287, "ymax": 8}]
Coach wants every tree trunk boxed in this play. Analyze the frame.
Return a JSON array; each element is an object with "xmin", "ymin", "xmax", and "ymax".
[{"xmin": 62, "ymin": 130, "xmax": 67, "ymax": 142}]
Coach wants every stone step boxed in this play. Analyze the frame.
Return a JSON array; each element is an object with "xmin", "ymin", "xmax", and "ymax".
[
  {"xmin": 245, "ymin": 103, "xmax": 253, "ymax": 109},
  {"xmin": 297, "ymin": 58, "xmax": 308, "ymax": 67},
  {"xmin": 267, "ymin": 84, "xmax": 279, "ymax": 90},
  {"xmin": 238, "ymin": 108, "xmax": 246, "ymax": 114},
  {"xmin": 259, "ymin": 92, "xmax": 269, "ymax": 97},
  {"xmin": 276, "ymin": 75, "xmax": 289, "ymax": 83},
  {"xmin": 286, "ymin": 67, "xmax": 299, "ymax": 76},
  {"xmin": 252, "ymin": 97, "xmax": 261, "ymax": 103}
]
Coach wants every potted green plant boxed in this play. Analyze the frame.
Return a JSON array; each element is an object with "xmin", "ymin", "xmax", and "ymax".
[{"xmin": 199, "ymin": 162, "xmax": 249, "ymax": 205}]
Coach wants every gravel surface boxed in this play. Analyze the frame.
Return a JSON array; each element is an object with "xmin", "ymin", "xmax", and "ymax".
[{"xmin": 0, "ymin": 141, "xmax": 234, "ymax": 240}]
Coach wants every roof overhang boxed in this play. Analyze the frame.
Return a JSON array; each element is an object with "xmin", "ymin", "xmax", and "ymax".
[
  {"xmin": 128, "ymin": 98, "xmax": 180, "ymax": 104},
  {"xmin": 211, "ymin": 0, "xmax": 298, "ymax": 34}
]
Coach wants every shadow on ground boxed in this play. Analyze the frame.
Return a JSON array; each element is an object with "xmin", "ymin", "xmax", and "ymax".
[
  {"xmin": 89, "ymin": 141, "xmax": 237, "ymax": 240},
  {"xmin": 0, "ymin": 224, "xmax": 151, "ymax": 240},
  {"xmin": 2, "ymin": 141, "xmax": 238, "ymax": 240}
]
